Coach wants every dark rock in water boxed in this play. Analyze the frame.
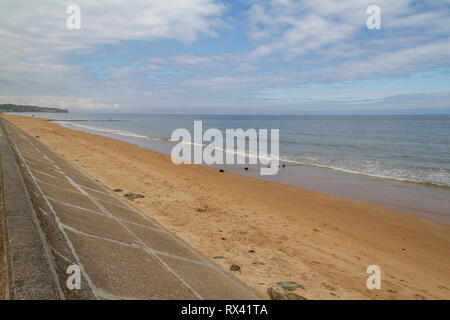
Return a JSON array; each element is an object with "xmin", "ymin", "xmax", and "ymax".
[
  {"xmin": 113, "ymin": 188, "xmax": 123, "ymax": 192},
  {"xmin": 213, "ymin": 256, "xmax": 226, "ymax": 260},
  {"xmin": 230, "ymin": 264, "xmax": 241, "ymax": 272},
  {"xmin": 248, "ymin": 249, "xmax": 255, "ymax": 253},
  {"xmin": 219, "ymin": 169, "xmax": 225, "ymax": 172},
  {"xmin": 244, "ymin": 167, "xmax": 249, "ymax": 171},
  {"xmin": 124, "ymin": 193, "xmax": 145, "ymax": 201},
  {"xmin": 267, "ymin": 286, "xmax": 307, "ymax": 300}
]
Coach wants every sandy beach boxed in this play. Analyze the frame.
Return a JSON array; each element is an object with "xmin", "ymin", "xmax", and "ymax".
[{"xmin": 2, "ymin": 114, "xmax": 449, "ymax": 300}]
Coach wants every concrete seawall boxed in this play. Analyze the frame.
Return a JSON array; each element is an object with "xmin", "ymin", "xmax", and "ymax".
[
  {"xmin": 0, "ymin": 119, "xmax": 61, "ymax": 299},
  {"xmin": 0, "ymin": 117, "xmax": 259, "ymax": 300}
]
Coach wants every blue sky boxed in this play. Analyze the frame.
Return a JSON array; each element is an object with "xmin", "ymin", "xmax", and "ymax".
[{"xmin": 0, "ymin": 0, "xmax": 449, "ymax": 113}]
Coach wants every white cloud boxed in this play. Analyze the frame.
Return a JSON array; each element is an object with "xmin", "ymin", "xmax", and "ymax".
[
  {"xmin": 0, "ymin": 0, "xmax": 449, "ymax": 112},
  {"xmin": 247, "ymin": 0, "xmax": 450, "ymax": 60},
  {"xmin": 0, "ymin": 0, "xmax": 225, "ymax": 110},
  {"xmin": 0, "ymin": 0, "xmax": 225, "ymax": 69},
  {"xmin": 0, "ymin": 0, "xmax": 224, "ymax": 44},
  {"xmin": 172, "ymin": 54, "xmax": 224, "ymax": 65}
]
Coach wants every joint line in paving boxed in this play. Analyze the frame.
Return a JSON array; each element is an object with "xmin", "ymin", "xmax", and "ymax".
[
  {"xmin": 6, "ymin": 132, "xmax": 66, "ymax": 300},
  {"xmin": 7, "ymin": 133, "xmax": 101, "ymax": 300},
  {"xmin": 4, "ymin": 120, "xmax": 259, "ymax": 300},
  {"xmin": 65, "ymin": 175, "xmax": 204, "ymax": 300},
  {"xmin": 57, "ymin": 154, "xmax": 167, "ymax": 232}
]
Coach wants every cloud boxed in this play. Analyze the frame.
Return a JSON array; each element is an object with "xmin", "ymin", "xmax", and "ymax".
[
  {"xmin": 247, "ymin": 0, "xmax": 450, "ymax": 60},
  {"xmin": 0, "ymin": 0, "xmax": 225, "ymax": 72},
  {"xmin": 0, "ymin": 0, "xmax": 224, "ymax": 44},
  {"xmin": 0, "ymin": 0, "xmax": 449, "ymax": 113},
  {"xmin": 0, "ymin": 0, "xmax": 225, "ymax": 110}
]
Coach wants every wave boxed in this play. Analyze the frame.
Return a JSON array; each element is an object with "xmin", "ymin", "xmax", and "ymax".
[
  {"xmin": 56, "ymin": 121, "xmax": 171, "ymax": 142},
  {"xmin": 56, "ymin": 120, "xmax": 450, "ymax": 188},
  {"xmin": 278, "ymin": 156, "xmax": 450, "ymax": 188},
  {"xmin": 58, "ymin": 121, "xmax": 283, "ymax": 167}
]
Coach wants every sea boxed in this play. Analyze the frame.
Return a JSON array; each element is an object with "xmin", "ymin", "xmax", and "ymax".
[{"xmin": 14, "ymin": 113, "xmax": 450, "ymax": 221}]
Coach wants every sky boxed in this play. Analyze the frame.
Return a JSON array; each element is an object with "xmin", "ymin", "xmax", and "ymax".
[{"xmin": 0, "ymin": 0, "xmax": 449, "ymax": 114}]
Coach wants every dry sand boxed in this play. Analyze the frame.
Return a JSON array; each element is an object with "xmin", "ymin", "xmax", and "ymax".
[{"xmin": 2, "ymin": 114, "xmax": 449, "ymax": 300}]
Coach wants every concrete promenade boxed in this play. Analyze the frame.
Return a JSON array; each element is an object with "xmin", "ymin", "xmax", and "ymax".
[{"xmin": 0, "ymin": 117, "xmax": 259, "ymax": 300}]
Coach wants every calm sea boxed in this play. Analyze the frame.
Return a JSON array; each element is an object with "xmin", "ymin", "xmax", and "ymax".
[{"xmin": 21, "ymin": 113, "xmax": 450, "ymax": 188}]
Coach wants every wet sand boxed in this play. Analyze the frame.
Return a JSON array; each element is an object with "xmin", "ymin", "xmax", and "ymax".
[
  {"xmin": 3, "ymin": 114, "xmax": 450, "ymax": 299},
  {"xmin": 239, "ymin": 164, "xmax": 450, "ymax": 223},
  {"xmin": 55, "ymin": 119, "xmax": 450, "ymax": 224}
]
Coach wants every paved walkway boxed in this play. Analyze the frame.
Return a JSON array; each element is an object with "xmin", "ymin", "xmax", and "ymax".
[{"xmin": 0, "ymin": 118, "xmax": 259, "ymax": 300}]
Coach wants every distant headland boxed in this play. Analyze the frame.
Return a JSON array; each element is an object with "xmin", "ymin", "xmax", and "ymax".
[{"xmin": 0, "ymin": 104, "xmax": 68, "ymax": 113}]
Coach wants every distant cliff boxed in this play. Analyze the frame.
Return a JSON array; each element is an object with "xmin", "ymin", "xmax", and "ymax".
[{"xmin": 0, "ymin": 104, "xmax": 68, "ymax": 113}]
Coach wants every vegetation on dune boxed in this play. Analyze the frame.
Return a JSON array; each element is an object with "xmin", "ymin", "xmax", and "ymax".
[{"xmin": 0, "ymin": 104, "xmax": 68, "ymax": 113}]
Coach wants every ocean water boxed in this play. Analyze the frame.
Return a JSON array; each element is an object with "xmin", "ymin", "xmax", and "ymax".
[{"xmin": 22, "ymin": 113, "xmax": 450, "ymax": 188}]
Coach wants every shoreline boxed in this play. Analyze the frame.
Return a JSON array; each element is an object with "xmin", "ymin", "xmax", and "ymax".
[
  {"xmin": 54, "ymin": 118, "xmax": 450, "ymax": 224},
  {"xmin": 2, "ymin": 114, "xmax": 450, "ymax": 299},
  {"xmin": 16, "ymin": 112, "xmax": 450, "ymax": 190},
  {"xmin": 56, "ymin": 117, "xmax": 450, "ymax": 188},
  {"xmin": 14, "ymin": 112, "xmax": 450, "ymax": 189}
]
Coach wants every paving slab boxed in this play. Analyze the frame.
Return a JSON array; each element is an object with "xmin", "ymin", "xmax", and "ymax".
[
  {"xmin": 53, "ymin": 201, "xmax": 136, "ymax": 244},
  {"xmin": 125, "ymin": 222, "xmax": 203, "ymax": 262},
  {"xmin": 159, "ymin": 255, "xmax": 256, "ymax": 300},
  {"xmin": 99, "ymin": 200, "xmax": 160, "ymax": 228},
  {"xmin": 67, "ymin": 230, "xmax": 198, "ymax": 299}
]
